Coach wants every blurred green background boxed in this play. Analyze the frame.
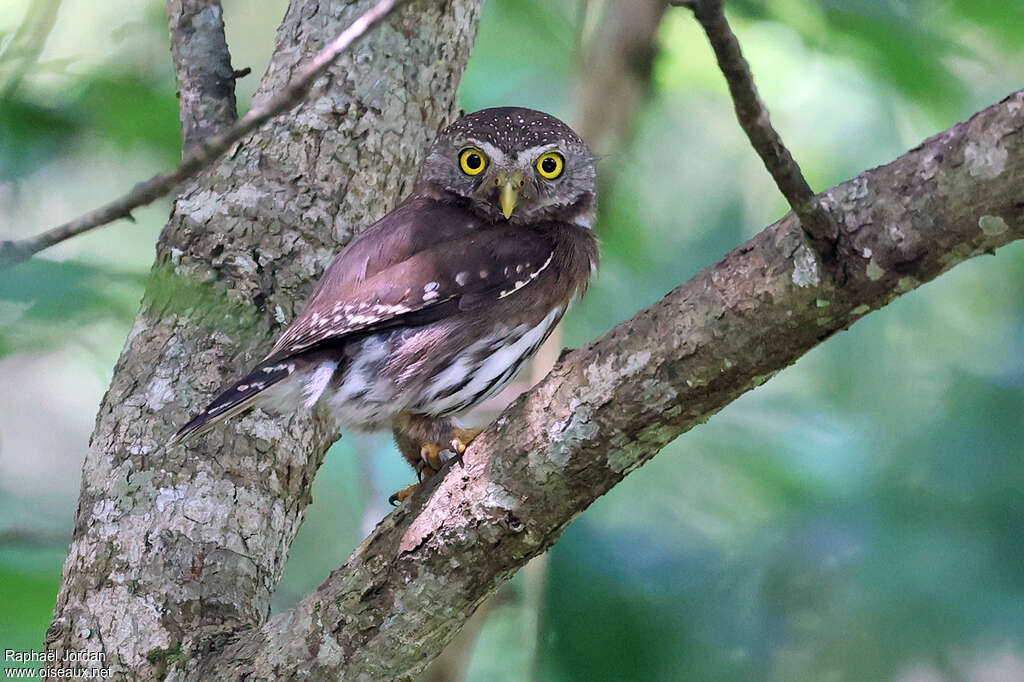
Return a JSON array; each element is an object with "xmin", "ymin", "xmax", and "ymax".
[{"xmin": 2, "ymin": 0, "xmax": 1023, "ymax": 679}]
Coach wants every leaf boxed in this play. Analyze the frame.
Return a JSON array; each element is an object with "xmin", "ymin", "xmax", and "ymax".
[
  {"xmin": 72, "ymin": 73, "xmax": 182, "ymax": 161},
  {"xmin": 0, "ymin": 98, "xmax": 83, "ymax": 180},
  {"xmin": 0, "ymin": 259, "xmax": 144, "ymax": 358}
]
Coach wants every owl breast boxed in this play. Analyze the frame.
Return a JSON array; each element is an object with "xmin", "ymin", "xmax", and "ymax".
[{"xmin": 319, "ymin": 306, "xmax": 564, "ymax": 430}]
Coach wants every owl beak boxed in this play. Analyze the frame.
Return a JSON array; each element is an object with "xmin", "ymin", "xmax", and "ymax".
[{"xmin": 496, "ymin": 171, "xmax": 524, "ymax": 219}]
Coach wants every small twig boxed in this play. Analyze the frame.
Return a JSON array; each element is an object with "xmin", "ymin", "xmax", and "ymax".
[
  {"xmin": 167, "ymin": 0, "xmax": 239, "ymax": 154},
  {"xmin": 682, "ymin": 0, "xmax": 836, "ymax": 243},
  {"xmin": 0, "ymin": 0, "xmax": 405, "ymax": 269}
]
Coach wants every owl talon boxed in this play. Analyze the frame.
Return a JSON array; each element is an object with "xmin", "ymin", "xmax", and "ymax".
[
  {"xmin": 419, "ymin": 443, "xmax": 447, "ymax": 472},
  {"xmin": 393, "ymin": 428, "xmax": 484, "ymax": 504},
  {"xmin": 389, "ymin": 483, "xmax": 420, "ymax": 506},
  {"xmin": 449, "ymin": 427, "xmax": 483, "ymax": 467}
]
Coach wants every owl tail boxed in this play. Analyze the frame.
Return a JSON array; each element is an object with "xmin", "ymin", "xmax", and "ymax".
[{"xmin": 167, "ymin": 355, "xmax": 335, "ymax": 447}]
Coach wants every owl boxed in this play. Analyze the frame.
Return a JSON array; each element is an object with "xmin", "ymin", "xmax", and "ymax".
[{"xmin": 170, "ymin": 107, "xmax": 599, "ymax": 503}]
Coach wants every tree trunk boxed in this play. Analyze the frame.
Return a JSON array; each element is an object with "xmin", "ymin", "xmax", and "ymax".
[{"xmin": 45, "ymin": 1, "xmax": 483, "ymax": 677}]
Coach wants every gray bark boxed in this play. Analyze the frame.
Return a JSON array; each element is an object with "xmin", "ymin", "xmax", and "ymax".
[
  {"xmin": 45, "ymin": 0, "xmax": 483, "ymax": 678},
  {"xmin": 166, "ymin": 0, "xmax": 239, "ymax": 153}
]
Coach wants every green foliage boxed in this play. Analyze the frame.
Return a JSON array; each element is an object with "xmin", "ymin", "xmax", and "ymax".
[
  {"xmin": 0, "ymin": 74, "xmax": 181, "ymax": 182},
  {"xmin": 0, "ymin": 259, "xmax": 143, "ymax": 358},
  {"xmin": 0, "ymin": 551, "xmax": 63, "ymax": 670},
  {"xmin": 71, "ymin": 73, "xmax": 183, "ymax": 161},
  {"xmin": 459, "ymin": 0, "xmax": 578, "ymax": 115},
  {"xmin": 730, "ymin": 0, "xmax": 1024, "ymax": 117},
  {"xmin": 0, "ymin": 97, "xmax": 82, "ymax": 180}
]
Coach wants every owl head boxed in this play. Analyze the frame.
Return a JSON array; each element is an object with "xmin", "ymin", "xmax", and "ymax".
[{"xmin": 416, "ymin": 107, "xmax": 597, "ymax": 228}]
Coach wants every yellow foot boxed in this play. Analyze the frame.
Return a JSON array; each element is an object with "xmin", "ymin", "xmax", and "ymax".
[
  {"xmin": 449, "ymin": 427, "xmax": 484, "ymax": 465},
  {"xmin": 388, "ymin": 482, "xmax": 420, "ymax": 506},
  {"xmin": 390, "ymin": 428, "xmax": 484, "ymax": 505},
  {"xmin": 419, "ymin": 442, "xmax": 448, "ymax": 472}
]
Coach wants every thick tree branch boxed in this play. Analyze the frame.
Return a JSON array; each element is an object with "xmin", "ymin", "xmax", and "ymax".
[
  {"xmin": 183, "ymin": 92, "xmax": 1024, "ymax": 680},
  {"xmin": 167, "ymin": 0, "xmax": 239, "ymax": 154},
  {"xmin": 678, "ymin": 0, "xmax": 836, "ymax": 244},
  {"xmin": 0, "ymin": 0, "xmax": 404, "ymax": 269}
]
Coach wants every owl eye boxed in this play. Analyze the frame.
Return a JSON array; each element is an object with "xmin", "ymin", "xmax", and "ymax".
[
  {"xmin": 536, "ymin": 151, "xmax": 564, "ymax": 180},
  {"xmin": 459, "ymin": 148, "xmax": 487, "ymax": 176}
]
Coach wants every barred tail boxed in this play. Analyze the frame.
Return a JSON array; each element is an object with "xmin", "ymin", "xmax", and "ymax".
[{"xmin": 167, "ymin": 358, "xmax": 300, "ymax": 447}]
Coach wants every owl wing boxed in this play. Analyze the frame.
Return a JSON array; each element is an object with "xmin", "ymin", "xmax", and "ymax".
[
  {"xmin": 170, "ymin": 197, "xmax": 570, "ymax": 446},
  {"xmin": 267, "ymin": 196, "xmax": 557, "ymax": 360}
]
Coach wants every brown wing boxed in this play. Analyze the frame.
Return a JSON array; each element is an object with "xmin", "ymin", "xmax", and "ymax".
[{"xmin": 267, "ymin": 196, "xmax": 559, "ymax": 359}]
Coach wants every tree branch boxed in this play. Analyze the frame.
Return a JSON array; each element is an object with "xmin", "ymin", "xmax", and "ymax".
[
  {"xmin": 0, "ymin": 0, "xmax": 404, "ymax": 269},
  {"xmin": 186, "ymin": 92, "xmax": 1024, "ymax": 680},
  {"xmin": 678, "ymin": 0, "xmax": 837, "ymax": 244},
  {"xmin": 166, "ymin": 0, "xmax": 239, "ymax": 154}
]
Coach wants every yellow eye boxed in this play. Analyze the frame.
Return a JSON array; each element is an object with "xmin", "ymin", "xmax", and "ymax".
[
  {"xmin": 459, "ymin": 147, "xmax": 487, "ymax": 176},
  {"xmin": 536, "ymin": 151, "xmax": 564, "ymax": 179}
]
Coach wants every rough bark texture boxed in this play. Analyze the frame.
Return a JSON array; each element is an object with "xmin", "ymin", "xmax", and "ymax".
[
  {"xmin": 45, "ymin": 0, "xmax": 483, "ymax": 677},
  {"xmin": 188, "ymin": 92, "xmax": 1023, "ymax": 680},
  {"xmin": 167, "ymin": 0, "xmax": 238, "ymax": 153}
]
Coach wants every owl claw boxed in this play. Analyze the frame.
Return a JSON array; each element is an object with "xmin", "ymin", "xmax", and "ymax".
[
  {"xmin": 449, "ymin": 427, "xmax": 483, "ymax": 467},
  {"xmin": 389, "ymin": 483, "xmax": 420, "ymax": 506},
  {"xmin": 446, "ymin": 428, "xmax": 481, "ymax": 464},
  {"xmin": 392, "ymin": 428, "xmax": 485, "ymax": 505},
  {"xmin": 419, "ymin": 443, "xmax": 447, "ymax": 472}
]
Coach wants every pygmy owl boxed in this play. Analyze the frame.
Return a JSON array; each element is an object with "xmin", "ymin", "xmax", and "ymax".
[{"xmin": 170, "ymin": 107, "xmax": 599, "ymax": 502}]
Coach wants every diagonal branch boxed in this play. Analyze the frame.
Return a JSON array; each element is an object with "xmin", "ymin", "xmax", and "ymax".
[
  {"xmin": 677, "ymin": 0, "xmax": 837, "ymax": 244},
  {"xmin": 190, "ymin": 91, "xmax": 1024, "ymax": 681},
  {"xmin": 166, "ymin": 0, "xmax": 239, "ymax": 154},
  {"xmin": 0, "ymin": 0, "xmax": 404, "ymax": 269}
]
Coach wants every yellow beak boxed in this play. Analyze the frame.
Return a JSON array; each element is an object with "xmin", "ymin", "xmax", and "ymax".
[
  {"xmin": 500, "ymin": 180, "xmax": 518, "ymax": 219},
  {"xmin": 498, "ymin": 171, "xmax": 523, "ymax": 219}
]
